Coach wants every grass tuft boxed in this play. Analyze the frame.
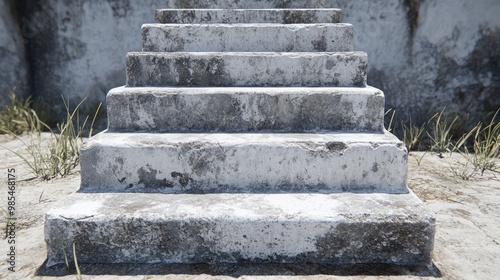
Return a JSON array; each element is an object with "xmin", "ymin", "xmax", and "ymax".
[
  {"xmin": 401, "ymin": 115, "xmax": 427, "ymax": 152},
  {"xmin": 3, "ymin": 96, "xmax": 101, "ymax": 180},
  {"xmin": 470, "ymin": 110, "xmax": 500, "ymax": 175},
  {"xmin": 0, "ymin": 90, "xmax": 33, "ymax": 135},
  {"xmin": 426, "ymin": 108, "xmax": 458, "ymax": 155}
]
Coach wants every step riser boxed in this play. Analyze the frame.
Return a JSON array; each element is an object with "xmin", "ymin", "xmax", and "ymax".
[
  {"xmin": 45, "ymin": 193, "xmax": 434, "ymax": 266},
  {"xmin": 80, "ymin": 133, "xmax": 407, "ymax": 194},
  {"xmin": 126, "ymin": 52, "xmax": 367, "ymax": 87},
  {"xmin": 107, "ymin": 87, "xmax": 385, "ymax": 133},
  {"xmin": 142, "ymin": 24, "xmax": 353, "ymax": 52},
  {"xmin": 156, "ymin": 9, "xmax": 342, "ymax": 24},
  {"xmin": 165, "ymin": 0, "xmax": 336, "ymax": 9}
]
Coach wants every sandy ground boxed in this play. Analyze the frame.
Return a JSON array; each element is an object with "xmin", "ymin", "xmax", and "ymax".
[{"xmin": 0, "ymin": 134, "xmax": 499, "ymax": 280}]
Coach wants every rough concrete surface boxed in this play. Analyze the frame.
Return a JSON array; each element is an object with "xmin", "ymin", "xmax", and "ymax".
[
  {"xmin": 126, "ymin": 52, "xmax": 368, "ymax": 87},
  {"xmin": 1, "ymin": 134, "xmax": 499, "ymax": 279},
  {"xmin": 155, "ymin": 9, "xmax": 342, "ymax": 24},
  {"xmin": 0, "ymin": 0, "xmax": 29, "ymax": 104},
  {"xmin": 106, "ymin": 86, "xmax": 385, "ymax": 133},
  {"xmin": 2, "ymin": 0, "xmax": 497, "ymax": 121},
  {"xmin": 164, "ymin": 0, "xmax": 336, "ymax": 9},
  {"xmin": 80, "ymin": 132, "xmax": 408, "ymax": 194},
  {"xmin": 7, "ymin": 0, "xmax": 171, "ymax": 114},
  {"xmin": 142, "ymin": 23, "xmax": 353, "ymax": 52},
  {"xmin": 45, "ymin": 192, "xmax": 434, "ymax": 266}
]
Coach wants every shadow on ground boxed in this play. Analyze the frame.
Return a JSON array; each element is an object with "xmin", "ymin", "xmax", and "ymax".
[{"xmin": 37, "ymin": 260, "xmax": 442, "ymax": 278}]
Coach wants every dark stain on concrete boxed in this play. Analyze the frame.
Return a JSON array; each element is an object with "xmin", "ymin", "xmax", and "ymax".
[
  {"xmin": 171, "ymin": 172, "xmax": 192, "ymax": 187},
  {"xmin": 354, "ymin": 62, "xmax": 367, "ymax": 87},
  {"xmin": 137, "ymin": 165, "xmax": 173, "ymax": 189},
  {"xmin": 283, "ymin": 10, "xmax": 318, "ymax": 24},
  {"xmin": 403, "ymin": 0, "xmax": 420, "ymax": 40},
  {"xmin": 326, "ymin": 142, "xmax": 347, "ymax": 153},
  {"xmin": 314, "ymin": 221, "xmax": 434, "ymax": 265},
  {"xmin": 467, "ymin": 28, "xmax": 500, "ymax": 109},
  {"xmin": 175, "ymin": 55, "xmax": 230, "ymax": 86},
  {"xmin": 326, "ymin": 60, "xmax": 336, "ymax": 70},
  {"xmin": 108, "ymin": 0, "xmax": 132, "ymax": 18},
  {"xmin": 312, "ymin": 35, "xmax": 327, "ymax": 51}
]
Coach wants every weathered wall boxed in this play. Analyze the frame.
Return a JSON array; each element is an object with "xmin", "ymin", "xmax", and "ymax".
[
  {"xmin": 0, "ymin": 0, "xmax": 499, "ymax": 122},
  {"xmin": 0, "ymin": 0, "xmax": 30, "ymax": 103},
  {"xmin": 15, "ymin": 0, "xmax": 169, "ymax": 115},
  {"xmin": 336, "ymin": 0, "xmax": 500, "ymax": 122}
]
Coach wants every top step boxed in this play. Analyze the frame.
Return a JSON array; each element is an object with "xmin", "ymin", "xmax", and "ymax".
[
  {"xmin": 156, "ymin": 9, "xmax": 341, "ymax": 24},
  {"xmin": 165, "ymin": 0, "xmax": 336, "ymax": 9}
]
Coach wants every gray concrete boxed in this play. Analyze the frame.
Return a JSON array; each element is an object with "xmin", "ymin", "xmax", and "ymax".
[
  {"xmin": 106, "ymin": 86, "xmax": 385, "ymax": 132},
  {"xmin": 155, "ymin": 8, "xmax": 342, "ymax": 24},
  {"xmin": 4, "ymin": 134, "xmax": 500, "ymax": 279},
  {"xmin": 126, "ymin": 52, "xmax": 367, "ymax": 87},
  {"xmin": 80, "ymin": 132, "xmax": 408, "ymax": 194},
  {"xmin": 45, "ymin": 191, "xmax": 434, "ymax": 266},
  {"xmin": 2, "ymin": 0, "xmax": 498, "ymax": 120},
  {"xmin": 0, "ymin": 0, "xmax": 29, "ymax": 103},
  {"xmin": 40, "ymin": 2, "xmax": 436, "ymax": 269},
  {"xmin": 142, "ymin": 23, "xmax": 353, "ymax": 52}
]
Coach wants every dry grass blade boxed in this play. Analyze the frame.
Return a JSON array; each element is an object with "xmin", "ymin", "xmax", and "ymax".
[
  {"xmin": 402, "ymin": 115, "xmax": 427, "ymax": 152},
  {"xmin": 0, "ymin": 90, "xmax": 33, "ymax": 135},
  {"xmin": 473, "ymin": 109, "xmax": 500, "ymax": 175},
  {"xmin": 385, "ymin": 108, "xmax": 396, "ymax": 133},
  {"xmin": 3, "ymin": 96, "xmax": 102, "ymax": 180},
  {"xmin": 427, "ymin": 108, "xmax": 458, "ymax": 155},
  {"xmin": 1, "ymin": 207, "xmax": 11, "ymax": 238},
  {"xmin": 63, "ymin": 250, "xmax": 70, "ymax": 272},
  {"xmin": 73, "ymin": 242, "xmax": 82, "ymax": 280}
]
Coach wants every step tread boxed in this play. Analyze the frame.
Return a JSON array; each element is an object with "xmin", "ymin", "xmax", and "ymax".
[
  {"xmin": 87, "ymin": 131, "xmax": 401, "ymax": 146},
  {"xmin": 80, "ymin": 131, "xmax": 408, "ymax": 194},
  {"xmin": 107, "ymin": 86, "xmax": 384, "ymax": 133},
  {"xmin": 142, "ymin": 23, "xmax": 353, "ymax": 52},
  {"xmin": 156, "ymin": 8, "xmax": 342, "ymax": 24},
  {"xmin": 126, "ymin": 52, "xmax": 367, "ymax": 87},
  {"xmin": 45, "ymin": 191, "xmax": 434, "ymax": 266}
]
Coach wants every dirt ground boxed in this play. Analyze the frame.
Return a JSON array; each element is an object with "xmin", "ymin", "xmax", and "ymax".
[{"xmin": 0, "ymin": 134, "xmax": 499, "ymax": 280}]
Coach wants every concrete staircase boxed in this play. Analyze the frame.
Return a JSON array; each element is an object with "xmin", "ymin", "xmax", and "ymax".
[{"xmin": 45, "ymin": 3, "xmax": 435, "ymax": 268}]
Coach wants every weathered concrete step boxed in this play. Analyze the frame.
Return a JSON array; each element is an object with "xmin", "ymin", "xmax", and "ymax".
[
  {"xmin": 45, "ymin": 192, "xmax": 434, "ymax": 266},
  {"xmin": 165, "ymin": 0, "xmax": 336, "ymax": 9},
  {"xmin": 107, "ymin": 86, "xmax": 384, "ymax": 133},
  {"xmin": 156, "ymin": 9, "xmax": 341, "ymax": 24},
  {"xmin": 142, "ymin": 23, "xmax": 353, "ymax": 52},
  {"xmin": 80, "ymin": 132, "xmax": 407, "ymax": 194},
  {"xmin": 126, "ymin": 52, "xmax": 367, "ymax": 87}
]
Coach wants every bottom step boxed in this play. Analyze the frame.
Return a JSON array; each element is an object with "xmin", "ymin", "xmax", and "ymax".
[{"xmin": 45, "ymin": 192, "xmax": 434, "ymax": 267}]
